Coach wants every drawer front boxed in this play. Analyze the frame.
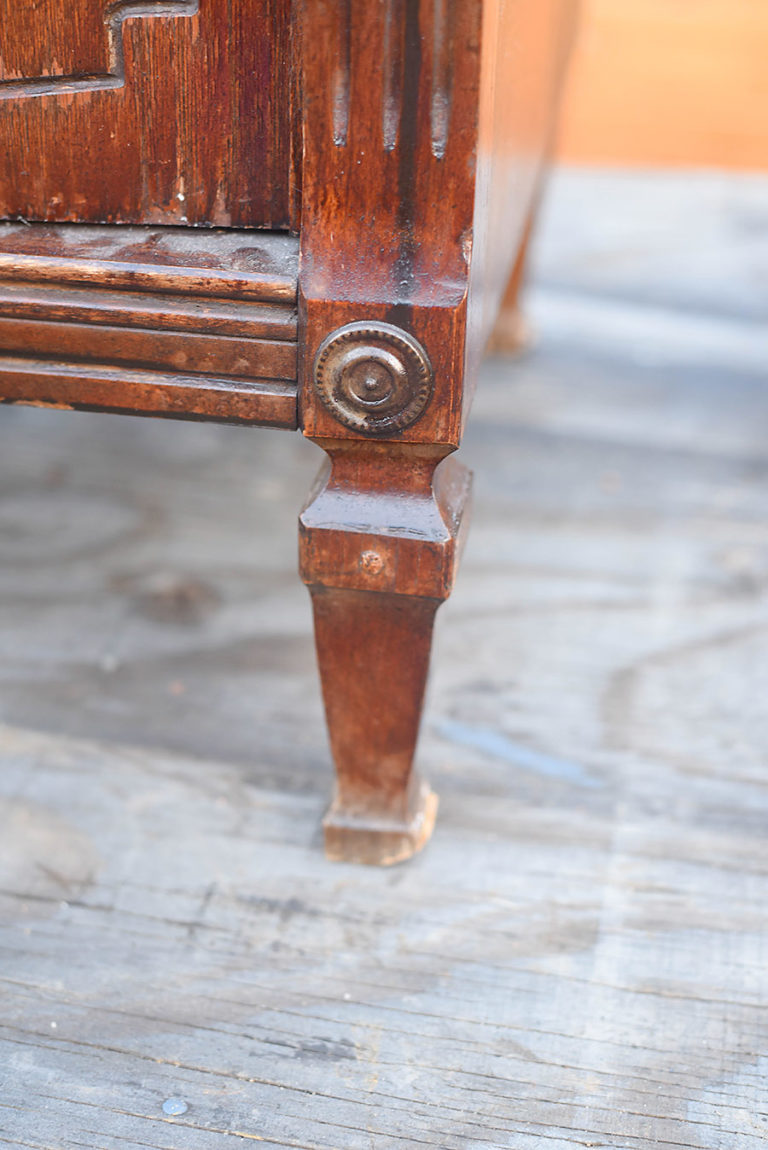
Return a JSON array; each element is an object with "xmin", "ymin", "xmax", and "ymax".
[{"xmin": 0, "ymin": 0, "xmax": 296, "ymax": 229}]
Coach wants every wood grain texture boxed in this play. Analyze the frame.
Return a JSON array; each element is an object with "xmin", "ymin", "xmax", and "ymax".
[
  {"xmin": 0, "ymin": 223, "xmax": 300, "ymax": 301},
  {"xmin": 0, "ymin": 0, "xmax": 297, "ymax": 228},
  {"xmin": 298, "ymin": 0, "xmax": 484, "ymax": 448},
  {"xmin": 311, "ymin": 587, "xmax": 441, "ymax": 864},
  {"xmin": 299, "ymin": 444, "xmax": 471, "ymax": 602},
  {"xmin": 0, "ymin": 359, "xmax": 297, "ymax": 426},
  {"xmin": 299, "ymin": 442, "xmax": 471, "ymax": 862},
  {"xmin": 0, "ymin": 162, "xmax": 767, "ymax": 1141},
  {"xmin": 0, "ymin": 318, "xmax": 296, "ymax": 380}
]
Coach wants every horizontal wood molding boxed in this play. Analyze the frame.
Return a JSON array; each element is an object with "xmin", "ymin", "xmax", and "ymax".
[
  {"xmin": 0, "ymin": 359, "xmax": 296, "ymax": 427},
  {"xmin": 0, "ymin": 224, "xmax": 299, "ymax": 428},
  {"xmin": 0, "ymin": 224, "xmax": 299, "ymax": 301},
  {"xmin": 0, "ymin": 318, "xmax": 297, "ymax": 382},
  {"xmin": 0, "ymin": 285, "xmax": 297, "ymax": 342}
]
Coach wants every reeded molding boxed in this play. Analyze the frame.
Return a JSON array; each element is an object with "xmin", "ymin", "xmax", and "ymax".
[
  {"xmin": 329, "ymin": 0, "xmax": 457, "ymax": 158},
  {"xmin": 430, "ymin": 0, "xmax": 456, "ymax": 159}
]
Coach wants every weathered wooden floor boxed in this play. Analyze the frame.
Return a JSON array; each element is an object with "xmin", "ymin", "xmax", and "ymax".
[{"xmin": 1, "ymin": 171, "xmax": 768, "ymax": 1148}]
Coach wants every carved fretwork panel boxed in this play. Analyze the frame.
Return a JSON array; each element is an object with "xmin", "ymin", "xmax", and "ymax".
[
  {"xmin": 0, "ymin": 0, "xmax": 296, "ymax": 228},
  {"xmin": 1, "ymin": 0, "xmax": 115, "ymax": 87}
]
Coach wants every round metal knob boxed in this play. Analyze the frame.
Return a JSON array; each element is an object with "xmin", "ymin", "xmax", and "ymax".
[{"xmin": 313, "ymin": 321, "xmax": 434, "ymax": 435}]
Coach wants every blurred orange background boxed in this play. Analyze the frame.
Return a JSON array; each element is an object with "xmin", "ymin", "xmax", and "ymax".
[{"xmin": 557, "ymin": 0, "xmax": 768, "ymax": 168}]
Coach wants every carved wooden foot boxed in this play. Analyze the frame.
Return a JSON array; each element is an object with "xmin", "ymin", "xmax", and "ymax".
[{"xmin": 299, "ymin": 441, "xmax": 471, "ymax": 865}]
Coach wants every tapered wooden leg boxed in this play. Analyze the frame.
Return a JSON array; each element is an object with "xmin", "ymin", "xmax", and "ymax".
[
  {"xmin": 311, "ymin": 587, "xmax": 440, "ymax": 864},
  {"xmin": 299, "ymin": 441, "xmax": 471, "ymax": 865}
]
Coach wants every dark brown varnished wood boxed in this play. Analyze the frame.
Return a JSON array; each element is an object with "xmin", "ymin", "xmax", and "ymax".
[
  {"xmin": 310, "ymin": 588, "xmax": 441, "ymax": 865},
  {"xmin": 0, "ymin": 359, "xmax": 297, "ymax": 426},
  {"xmin": 0, "ymin": 223, "xmax": 299, "ymax": 427},
  {"xmin": 297, "ymin": 0, "xmax": 483, "ymax": 450},
  {"xmin": 299, "ymin": 441, "xmax": 471, "ymax": 863},
  {"xmin": 295, "ymin": 1, "xmax": 483, "ymax": 858},
  {"xmin": 0, "ymin": 0, "xmax": 297, "ymax": 228},
  {"xmin": 0, "ymin": 223, "xmax": 299, "ymax": 300}
]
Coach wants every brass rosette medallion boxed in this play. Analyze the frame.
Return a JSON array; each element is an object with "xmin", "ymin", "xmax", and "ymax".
[{"xmin": 313, "ymin": 321, "xmax": 434, "ymax": 435}]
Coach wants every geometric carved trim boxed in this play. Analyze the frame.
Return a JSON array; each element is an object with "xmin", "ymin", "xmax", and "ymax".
[
  {"xmin": 0, "ymin": 223, "xmax": 299, "ymax": 428},
  {"xmin": 0, "ymin": 1, "xmax": 198, "ymax": 101}
]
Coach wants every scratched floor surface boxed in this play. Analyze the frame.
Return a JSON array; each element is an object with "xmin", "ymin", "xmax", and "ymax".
[{"xmin": 1, "ymin": 170, "xmax": 768, "ymax": 1148}]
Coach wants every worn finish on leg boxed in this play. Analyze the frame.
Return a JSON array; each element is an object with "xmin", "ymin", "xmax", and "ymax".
[
  {"xmin": 299, "ymin": 440, "xmax": 471, "ymax": 865},
  {"xmin": 311, "ymin": 588, "xmax": 440, "ymax": 865}
]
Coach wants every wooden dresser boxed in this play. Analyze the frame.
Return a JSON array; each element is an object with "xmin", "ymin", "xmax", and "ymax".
[{"xmin": 0, "ymin": 0, "xmax": 576, "ymax": 863}]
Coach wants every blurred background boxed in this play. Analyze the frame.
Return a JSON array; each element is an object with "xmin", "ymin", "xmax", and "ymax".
[{"xmin": 558, "ymin": 0, "xmax": 767, "ymax": 169}]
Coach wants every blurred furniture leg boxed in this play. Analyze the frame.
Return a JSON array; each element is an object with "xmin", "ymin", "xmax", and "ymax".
[{"xmin": 486, "ymin": 205, "xmax": 538, "ymax": 355}]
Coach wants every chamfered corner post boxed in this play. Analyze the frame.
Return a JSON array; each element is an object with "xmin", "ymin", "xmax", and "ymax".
[{"xmin": 295, "ymin": 0, "xmax": 482, "ymax": 862}]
